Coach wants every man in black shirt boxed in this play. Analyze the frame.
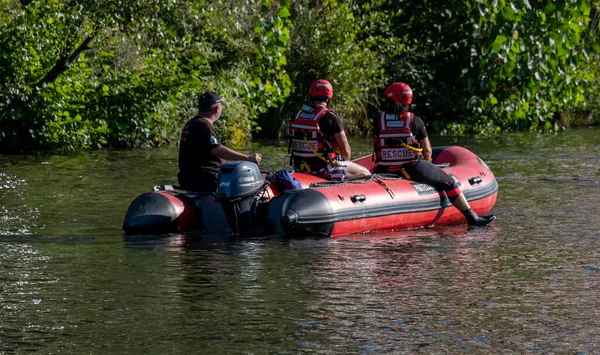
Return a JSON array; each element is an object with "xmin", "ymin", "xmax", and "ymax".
[{"xmin": 178, "ymin": 92, "xmax": 262, "ymax": 192}]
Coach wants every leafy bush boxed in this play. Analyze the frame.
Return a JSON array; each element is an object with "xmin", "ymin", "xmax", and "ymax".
[
  {"xmin": 387, "ymin": 0, "xmax": 598, "ymax": 134},
  {"xmin": 1, "ymin": 0, "xmax": 599, "ymax": 152},
  {"xmin": 258, "ymin": 0, "xmax": 387, "ymax": 138}
]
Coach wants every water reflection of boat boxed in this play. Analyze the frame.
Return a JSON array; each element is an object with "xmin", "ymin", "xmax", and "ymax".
[{"xmin": 123, "ymin": 146, "xmax": 498, "ymax": 238}]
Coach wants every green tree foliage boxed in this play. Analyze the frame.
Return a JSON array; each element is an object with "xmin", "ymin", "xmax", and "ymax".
[
  {"xmin": 258, "ymin": 0, "xmax": 388, "ymax": 137},
  {"xmin": 0, "ymin": 0, "xmax": 293, "ymax": 151},
  {"xmin": 0, "ymin": 0, "xmax": 598, "ymax": 152},
  {"xmin": 387, "ymin": 0, "xmax": 598, "ymax": 134}
]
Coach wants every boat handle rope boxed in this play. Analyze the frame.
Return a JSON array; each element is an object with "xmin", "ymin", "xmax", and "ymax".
[
  {"xmin": 308, "ymin": 174, "xmax": 402, "ymax": 189},
  {"xmin": 373, "ymin": 176, "xmax": 395, "ymax": 199}
]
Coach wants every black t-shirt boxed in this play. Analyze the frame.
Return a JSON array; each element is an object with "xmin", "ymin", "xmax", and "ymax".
[
  {"xmin": 411, "ymin": 116, "xmax": 428, "ymax": 140},
  {"xmin": 178, "ymin": 116, "xmax": 224, "ymax": 188},
  {"xmin": 292, "ymin": 109, "xmax": 344, "ymax": 170},
  {"xmin": 373, "ymin": 113, "xmax": 428, "ymax": 141},
  {"xmin": 319, "ymin": 111, "xmax": 344, "ymax": 138}
]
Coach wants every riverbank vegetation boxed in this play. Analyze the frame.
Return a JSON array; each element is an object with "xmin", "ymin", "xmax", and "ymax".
[{"xmin": 1, "ymin": 0, "xmax": 598, "ymax": 152}]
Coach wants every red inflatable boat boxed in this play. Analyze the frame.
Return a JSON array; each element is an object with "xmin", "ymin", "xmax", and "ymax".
[{"xmin": 123, "ymin": 146, "xmax": 498, "ymax": 237}]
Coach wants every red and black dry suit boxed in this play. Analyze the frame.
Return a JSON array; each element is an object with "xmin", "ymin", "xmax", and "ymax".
[
  {"xmin": 373, "ymin": 111, "xmax": 463, "ymax": 202},
  {"xmin": 290, "ymin": 104, "xmax": 345, "ymax": 178}
]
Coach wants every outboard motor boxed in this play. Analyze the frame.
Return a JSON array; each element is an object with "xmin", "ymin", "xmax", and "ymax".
[{"xmin": 216, "ymin": 162, "xmax": 266, "ymax": 234}]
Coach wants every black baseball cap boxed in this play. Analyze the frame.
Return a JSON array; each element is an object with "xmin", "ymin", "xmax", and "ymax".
[{"xmin": 198, "ymin": 91, "xmax": 223, "ymax": 111}]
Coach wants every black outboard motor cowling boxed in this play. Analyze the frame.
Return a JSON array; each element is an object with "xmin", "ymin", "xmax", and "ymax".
[{"xmin": 216, "ymin": 162, "xmax": 265, "ymax": 234}]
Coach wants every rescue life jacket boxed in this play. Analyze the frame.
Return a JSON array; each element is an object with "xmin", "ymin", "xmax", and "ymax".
[
  {"xmin": 289, "ymin": 104, "xmax": 338, "ymax": 166},
  {"xmin": 373, "ymin": 111, "xmax": 421, "ymax": 167}
]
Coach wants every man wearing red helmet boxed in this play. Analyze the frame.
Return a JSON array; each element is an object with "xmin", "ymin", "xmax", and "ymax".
[
  {"xmin": 289, "ymin": 79, "xmax": 370, "ymax": 181},
  {"xmin": 373, "ymin": 82, "xmax": 495, "ymax": 226}
]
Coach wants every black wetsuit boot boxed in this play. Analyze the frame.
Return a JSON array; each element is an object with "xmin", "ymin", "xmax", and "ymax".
[{"xmin": 462, "ymin": 208, "xmax": 496, "ymax": 227}]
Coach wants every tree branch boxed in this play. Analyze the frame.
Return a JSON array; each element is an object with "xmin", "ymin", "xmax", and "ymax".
[
  {"xmin": 0, "ymin": 35, "xmax": 95, "ymax": 121},
  {"xmin": 36, "ymin": 35, "xmax": 94, "ymax": 87}
]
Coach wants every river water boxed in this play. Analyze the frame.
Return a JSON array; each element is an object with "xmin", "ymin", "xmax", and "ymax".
[{"xmin": 1, "ymin": 128, "xmax": 599, "ymax": 354}]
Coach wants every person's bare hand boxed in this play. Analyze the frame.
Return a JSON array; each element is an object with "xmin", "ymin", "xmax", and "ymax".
[{"xmin": 247, "ymin": 153, "xmax": 262, "ymax": 165}]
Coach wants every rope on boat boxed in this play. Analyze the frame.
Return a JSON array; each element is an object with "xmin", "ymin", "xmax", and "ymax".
[
  {"xmin": 308, "ymin": 174, "xmax": 399, "ymax": 199},
  {"xmin": 373, "ymin": 176, "xmax": 396, "ymax": 199},
  {"xmin": 308, "ymin": 174, "xmax": 402, "ymax": 188}
]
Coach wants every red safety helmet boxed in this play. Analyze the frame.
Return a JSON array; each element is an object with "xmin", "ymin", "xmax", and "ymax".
[
  {"xmin": 309, "ymin": 79, "xmax": 334, "ymax": 99},
  {"xmin": 384, "ymin": 82, "xmax": 413, "ymax": 104}
]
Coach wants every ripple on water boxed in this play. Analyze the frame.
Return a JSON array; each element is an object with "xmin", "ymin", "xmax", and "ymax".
[
  {"xmin": 0, "ymin": 173, "xmax": 39, "ymax": 236},
  {"xmin": 0, "ymin": 172, "xmax": 26, "ymax": 190},
  {"xmin": 1, "ymin": 129, "xmax": 600, "ymax": 353}
]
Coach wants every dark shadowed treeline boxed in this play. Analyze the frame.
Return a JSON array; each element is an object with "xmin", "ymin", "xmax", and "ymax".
[{"xmin": 0, "ymin": 0, "xmax": 598, "ymax": 152}]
